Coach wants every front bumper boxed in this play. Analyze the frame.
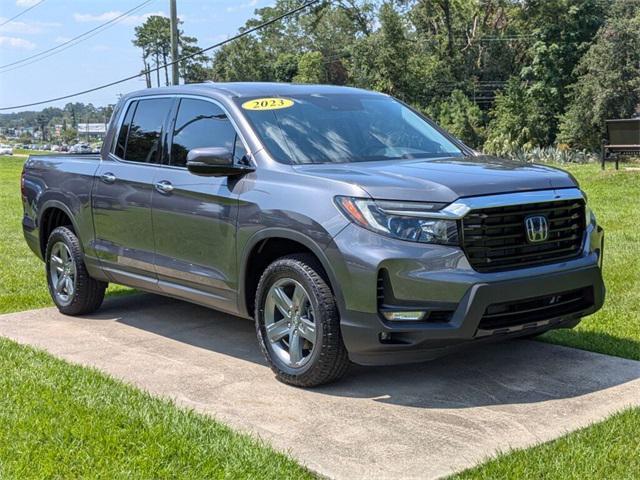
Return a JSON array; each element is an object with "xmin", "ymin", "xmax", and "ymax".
[{"xmin": 327, "ymin": 221, "xmax": 605, "ymax": 366}]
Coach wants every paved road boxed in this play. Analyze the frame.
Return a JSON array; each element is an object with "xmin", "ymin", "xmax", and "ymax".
[{"xmin": 1, "ymin": 293, "xmax": 639, "ymax": 479}]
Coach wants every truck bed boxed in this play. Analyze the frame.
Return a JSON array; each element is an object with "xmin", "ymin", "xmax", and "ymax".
[{"xmin": 22, "ymin": 153, "xmax": 103, "ymax": 261}]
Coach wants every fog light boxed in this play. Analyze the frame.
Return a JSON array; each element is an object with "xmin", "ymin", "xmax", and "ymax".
[{"xmin": 382, "ymin": 311, "xmax": 427, "ymax": 321}]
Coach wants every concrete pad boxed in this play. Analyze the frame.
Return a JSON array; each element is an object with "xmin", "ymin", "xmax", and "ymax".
[{"xmin": 1, "ymin": 293, "xmax": 639, "ymax": 480}]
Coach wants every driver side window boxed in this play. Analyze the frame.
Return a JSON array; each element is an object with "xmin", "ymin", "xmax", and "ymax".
[{"xmin": 170, "ymin": 98, "xmax": 242, "ymax": 167}]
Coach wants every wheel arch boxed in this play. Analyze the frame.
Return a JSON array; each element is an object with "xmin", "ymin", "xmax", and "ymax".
[
  {"xmin": 38, "ymin": 200, "xmax": 80, "ymax": 257},
  {"xmin": 239, "ymin": 228, "xmax": 344, "ymax": 319}
]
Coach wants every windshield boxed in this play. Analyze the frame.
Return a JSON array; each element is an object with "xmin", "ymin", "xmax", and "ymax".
[{"xmin": 237, "ymin": 93, "xmax": 463, "ymax": 164}]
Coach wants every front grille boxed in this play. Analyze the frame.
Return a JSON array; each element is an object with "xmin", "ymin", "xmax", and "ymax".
[
  {"xmin": 479, "ymin": 287, "xmax": 594, "ymax": 331},
  {"xmin": 462, "ymin": 199, "xmax": 586, "ymax": 272}
]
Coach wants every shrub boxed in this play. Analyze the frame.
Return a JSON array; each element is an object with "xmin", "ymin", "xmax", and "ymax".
[{"xmin": 505, "ymin": 146, "xmax": 597, "ymax": 164}]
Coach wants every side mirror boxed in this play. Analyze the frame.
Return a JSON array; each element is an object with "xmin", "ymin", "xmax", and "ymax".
[{"xmin": 186, "ymin": 147, "xmax": 254, "ymax": 176}]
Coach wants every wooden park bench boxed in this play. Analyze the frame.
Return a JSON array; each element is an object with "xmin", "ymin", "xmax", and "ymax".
[{"xmin": 601, "ymin": 118, "xmax": 640, "ymax": 170}]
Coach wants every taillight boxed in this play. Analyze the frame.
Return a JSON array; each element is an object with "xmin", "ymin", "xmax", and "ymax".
[{"xmin": 20, "ymin": 168, "xmax": 26, "ymax": 196}]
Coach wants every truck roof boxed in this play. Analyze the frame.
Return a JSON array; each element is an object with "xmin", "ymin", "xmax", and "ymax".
[{"xmin": 122, "ymin": 82, "xmax": 381, "ymax": 100}]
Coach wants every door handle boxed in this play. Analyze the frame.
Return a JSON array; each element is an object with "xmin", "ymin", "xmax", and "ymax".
[
  {"xmin": 155, "ymin": 180, "xmax": 174, "ymax": 194},
  {"xmin": 101, "ymin": 172, "xmax": 116, "ymax": 184}
]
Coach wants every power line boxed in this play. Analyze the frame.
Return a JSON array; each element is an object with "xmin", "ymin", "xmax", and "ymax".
[
  {"xmin": 0, "ymin": 0, "xmax": 46, "ymax": 28},
  {"xmin": 0, "ymin": 0, "xmax": 324, "ymax": 111},
  {"xmin": 0, "ymin": 0, "xmax": 154, "ymax": 72}
]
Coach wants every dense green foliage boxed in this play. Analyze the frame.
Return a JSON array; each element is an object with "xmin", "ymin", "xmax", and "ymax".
[
  {"xmin": 208, "ymin": 0, "xmax": 640, "ymax": 151},
  {"xmin": 559, "ymin": 4, "xmax": 640, "ymax": 149},
  {"xmin": 4, "ymin": 1, "xmax": 639, "ymax": 151}
]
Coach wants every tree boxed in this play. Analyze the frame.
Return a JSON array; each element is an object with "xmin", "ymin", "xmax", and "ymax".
[
  {"xmin": 18, "ymin": 132, "xmax": 33, "ymax": 143},
  {"xmin": 293, "ymin": 51, "xmax": 326, "ymax": 83},
  {"xmin": 211, "ymin": 35, "xmax": 274, "ymax": 81},
  {"xmin": 483, "ymin": 78, "xmax": 546, "ymax": 155},
  {"xmin": 274, "ymin": 53, "xmax": 299, "ymax": 82},
  {"xmin": 515, "ymin": 0, "xmax": 605, "ymax": 145},
  {"xmin": 36, "ymin": 114, "xmax": 47, "ymax": 142},
  {"xmin": 211, "ymin": 0, "xmax": 375, "ymax": 84},
  {"xmin": 433, "ymin": 89, "xmax": 485, "ymax": 148},
  {"xmin": 179, "ymin": 36, "xmax": 210, "ymax": 83},
  {"xmin": 133, "ymin": 16, "xmax": 170, "ymax": 87},
  {"xmin": 133, "ymin": 16, "xmax": 207, "ymax": 86},
  {"xmin": 373, "ymin": 2, "xmax": 411, "ymax": 97},
  {"xmin": 61, "ymin": 127, "xmax": 78, "ymax": 145},
  {"xmin": 559, "ymin": 8, "xmax": 640, "ymax": 149},
  {"xmin": 349, "ymin": 3, "xmax": 411, "ymax": 98}
]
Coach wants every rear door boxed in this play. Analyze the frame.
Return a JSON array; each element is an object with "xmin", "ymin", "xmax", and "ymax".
[
  {"xmin": 151, "ymin": 97, "xmax": 246, "ymax": 313},
  {"xmin": 92, "ymin": 97, "xmax": 174, "ymax": 289}
]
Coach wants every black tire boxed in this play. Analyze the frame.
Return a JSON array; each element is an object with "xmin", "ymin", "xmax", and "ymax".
[
  {"xmin": 45, "ymin": 226, "xmax": 107, "ymax": 315},
  {"xmin": 255, "ymin": 254, "xmax": 350, "ymax": 387}
]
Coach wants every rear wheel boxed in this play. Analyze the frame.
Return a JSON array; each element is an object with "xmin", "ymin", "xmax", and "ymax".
[
  {"xmin": 45, "ymin": 226, "xmax": 106, "ymax": 315},
  {"xmin": 255, "ymin": 254, "xmax": 349, "ymax": 387}
]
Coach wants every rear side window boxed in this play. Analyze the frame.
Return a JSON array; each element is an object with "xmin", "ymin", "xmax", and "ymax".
[
  {"xmin": 117, "ymin": 98, "xmax": 173, "ymax": 164},
  {"xmin": 170, "ymin": 98, "xmax": 239, "ymax": 167},
  {"xmin": 114, "ymin": 101, "xmax": 136, "ymax": 159}
]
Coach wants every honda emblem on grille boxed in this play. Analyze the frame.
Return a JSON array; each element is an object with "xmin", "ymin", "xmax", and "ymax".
[{"xmin": 524, "ymin": 215, "xmax": 549, "ymax": 243}]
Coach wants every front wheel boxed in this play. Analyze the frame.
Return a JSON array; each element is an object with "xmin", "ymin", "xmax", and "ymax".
[
  {"xmin": 255, "ymin": 254, "xmax": 349, "ymax": 387},
  {"xmin": 45, "ymin": 226, "xmax": 106, "ymax": 315}
]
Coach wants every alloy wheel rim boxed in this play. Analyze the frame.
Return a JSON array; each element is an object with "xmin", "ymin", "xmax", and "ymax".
[
  {"xmin": 49, "ymin": 242, "xmax": 76, "ymax": 306},
  {"xmin": 264, "ymin": 278, "xmax": 317, "ymax": 368}
]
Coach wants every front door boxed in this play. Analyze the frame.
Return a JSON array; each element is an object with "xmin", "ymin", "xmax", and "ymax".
[
  {"xmin": 92, "ymin": 97, "xmax": 173, "ymax": 289},
  {"xmin": 151, "ymin": 97, "xmax": 246, "ymax": 313}
]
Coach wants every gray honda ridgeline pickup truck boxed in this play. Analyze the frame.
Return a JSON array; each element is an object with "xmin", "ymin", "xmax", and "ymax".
[{"xmin": 22, "ymin": 83, "xmax": 605, "ymax": 387}]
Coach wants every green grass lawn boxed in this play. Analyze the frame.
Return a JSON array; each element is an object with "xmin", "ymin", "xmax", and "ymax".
[
  {"xmin": 453, "ymin": 407, "xmax": 640, "ymax": 480},
  {"xmin": 0, "ymin": 155, "xmax": 54, "ymax": 313},
  {"xmin": 540, "ymin": 163, "xmax": 640, "ymax": 361},
  {"xmin": 0, "ymin": 337, "xmax": 314, "ymax": 479},
  {"xmin": 0, "ymin": 155, "xmax": 638, "ymax": 478},
  {"xmin": 13, "ymin": 149, "xmax": 58, "ymax": 156}
]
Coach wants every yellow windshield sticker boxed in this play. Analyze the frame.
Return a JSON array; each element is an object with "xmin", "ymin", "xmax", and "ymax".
[{"xmin": 242, "ymin": 97, "xmax": 294, "ymax": 111}]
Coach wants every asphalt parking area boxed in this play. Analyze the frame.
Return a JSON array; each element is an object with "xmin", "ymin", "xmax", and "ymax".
[{"xmin": 1, "ymin": 293, "xmax": 639, "ymax": 479}]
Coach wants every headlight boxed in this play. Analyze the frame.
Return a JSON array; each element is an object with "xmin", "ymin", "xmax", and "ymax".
[{"xmin": 335, "ymin": 196, "xmax": 459, "ymax": 245}]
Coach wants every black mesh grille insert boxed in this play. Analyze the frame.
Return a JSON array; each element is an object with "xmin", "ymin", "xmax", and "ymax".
[
  {"xmin": 479, "ymin": 287, "xmax": 593, "ymax": 331},
  {"xmin": 462, "ymin": 199, "xmax": 586, "ymax": 272}
]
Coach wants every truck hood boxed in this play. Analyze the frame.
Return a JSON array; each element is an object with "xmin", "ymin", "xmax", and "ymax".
[{"xmin": 292, "ymin": 155, "xmax": 578, "ymax": 203}]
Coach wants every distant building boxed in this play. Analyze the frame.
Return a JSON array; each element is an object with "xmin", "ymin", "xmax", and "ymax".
[
  {"xmin": 0, "ymin": 126, "xmax": 36, "ymax": 138},
  {"xmin": 77, "ymin": 123, "xmax": 108, "ymax": 139}
]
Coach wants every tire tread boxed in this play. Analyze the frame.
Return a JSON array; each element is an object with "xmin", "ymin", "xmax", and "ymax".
[
  {"xmin": 45, "ymin": 226, "xmax": 106, "ymax": 315},
  {"xmin": 255, "ymin": 253, "xmax": 349, "ymax": 387}
]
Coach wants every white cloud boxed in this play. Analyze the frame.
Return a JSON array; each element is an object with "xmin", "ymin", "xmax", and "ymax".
[
  {"xmin": 226, "ymin": 0, "xmax": 259, "ymax": 13},
  {"xmin": 73, "ymin": 10, "xmax": 168, "ymax": 26},
  {"xmin": 73, "ymin": 11, "xmax": 121, "ymax": 23},
  {"xmin": 0, "ymin": 35, "xmax": 36, "ymax": 49},
  {"xmin": 16, "ymin": 0, "xmax": 41, "ymax": 6},
  {"xmin": 0, "ymin": 19, "xmax": 61, "ymax": 34},
  {"xmin": 55, "ymin": 35, "xmax": 71, "ymax": 43}
]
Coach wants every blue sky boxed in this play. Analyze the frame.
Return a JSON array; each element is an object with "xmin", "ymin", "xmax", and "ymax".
[{"xmin": 0, "ymin": 0, "xmax": 268, "ymax": 112}]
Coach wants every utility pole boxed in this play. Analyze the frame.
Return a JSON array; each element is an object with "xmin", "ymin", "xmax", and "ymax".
[{"xmin": 170, "ymin": 0, "xmax": 179, "ymax": 86}]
